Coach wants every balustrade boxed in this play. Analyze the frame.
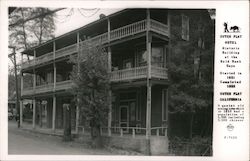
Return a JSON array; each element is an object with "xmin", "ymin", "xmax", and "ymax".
[
  {"xmin": 110, "ymin": 66, "xmax": 168, "ymax": 82},
  {"xmin": 21, "ymin": 19, "xmax": 169, "ymax": 71}
]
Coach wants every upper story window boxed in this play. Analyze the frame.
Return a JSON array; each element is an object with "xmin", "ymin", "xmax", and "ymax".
[
  {"xmin": 181, "ymin": 14, "xmax": 190, "ymax": 41},
  {"xmin": 136, "ymin": 49, "xmax": 147, "ymax": 67},
  {"xmin": 151, "ymin": 46, "xmax": 164, "ymax": 67}
]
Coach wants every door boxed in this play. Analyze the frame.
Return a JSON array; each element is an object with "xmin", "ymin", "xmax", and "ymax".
[{"xmin": 120, "ymin": 105, "xmax": 129, "ymax": 133}]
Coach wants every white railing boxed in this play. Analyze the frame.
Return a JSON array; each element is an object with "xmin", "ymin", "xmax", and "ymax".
[
  {"xmin": 88, "ymin": 33, "xmax": 109, "ymax": 45},
  {"xmin": 150, "ymin": 19, "xmax": 169, "ymax": 36},
  {"xmin": 22, "ymin": 60, "xmax": 35, "ymax": 69},
  {"xmin": 150, "ymin": 127, "xmax": 168, "ymax": 137},
  {"xmin": 110, "ymin": 66, "xmax": 168, "ymax": 82},
  {"xmin": 35, "ymin": 83, "xmax": 54, "ymax": 94},
  {"xmin": 55, "ymin": 44, "xmax": 77, "ymax": 59},
  {"xmin": 110, "ymin": 20, "xmax": 147, "ymax": 41},
  {"xmin": 77, "ymin": 126, "xmax": 167, "ymax": 138},
  {"xmin": 21, "ymin": 19, "xmax": 168, "ymax": 70},
  {"xmin": 22, "ymin": 80, "xmax": 74, "ymax": 96},
  {"xmin": 56, "ymin": 80, "xmax": 73, "ymax": 91},
  {"xmin": 35, "ymin": 52, "xmax": 54, "ymax": 65},
  {"xmin": 22, "ymin": 87, "xmax": 34, "ymax": 96},
  {"xmin": 111, "ymin": 66, "xmax": 147, "ymax": 82},
  {"xmin": 151, "ymin": 66, "xmax": 168, "ymax": 79}
]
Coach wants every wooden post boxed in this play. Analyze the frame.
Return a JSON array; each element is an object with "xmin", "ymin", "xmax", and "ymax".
[
  {"xmin": 165, "ymin": 128, "xmax": 168, "ymax": 137},
  {"xmin": 33, "ymin": 71, "xmax": 36, "ymax": 90},
  {"xmin": 132, "ymin": 128, "xmax": 135, "ymax": 138},
  {"xmin": 146, "ymin": 9, "xmax": 152, "ymax": 78},
  {"xmin": 75, "ymin": 105, "xmax": 79, "ymax": 134},
  {"xmin": 108, "ymin": 47, "xmax": 112, "ymax": 137},
  {"xmin": 20, "ymin": 72, "xmax": 23, "ymax": 96},
  {"xmin": 156, "ymin": 129, "xmax": 159, "ymax": 136},
  {"xmin": 44, "ymin": 101, "xmax": 48, "ymax": 128},
  {"xmin": 32, "ymin": 98, "xmax": 36, "ymax": 129},
  {"xmin": 146, "ymin": 81, "xmax": 152, "ymax": 139},
  {"xmin": 39, "ymin": 100, "xmax": 42, "ymax": 127},
  {"xmin": 53, "ymin": 64, "xmax": 56, "ymax": 90},
  {"xmin": 120, "ymin": 128, "xmax": 123, "ymax": 137},
  {"xmin": 167, "ymin": 10, "xmax": 171, "ymax": 65},
  {"xmin": 33, "ymin": 51, "xmax": 36, "ymax": 92},
  {"xmin": 77, "ymin": 32, "xmax": 80, "ymax": 51},
  {"xmin": 53, "ymin": 41, "xmax": 56, "ymax": 91},
  {"xmin": 52, "ymin": 95, "xmax": 56, "ymax": 131},
  {"xmin": 146, "ymin": 9, "xmax": 152, "ymax": 140},
  {"xmin": 19, "ymin": 100, "xmax": 23, "ymax": 127},
  {"xmin": 53, "ymin": 41, "xmax": 56, "ymax": 59},
  {"xmin": 108, "ymin": 18, "xmax": 111, "ymax": 42}
]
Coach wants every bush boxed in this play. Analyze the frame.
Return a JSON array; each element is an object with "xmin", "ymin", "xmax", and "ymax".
[{"xmin": 169, "ymin": 136, "xmax": 212, "ymax": 156}]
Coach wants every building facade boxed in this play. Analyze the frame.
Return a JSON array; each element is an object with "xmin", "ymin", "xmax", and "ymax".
[{"xmin": 20, "ymin": 9, "xmax": 213, "ymax": 154}]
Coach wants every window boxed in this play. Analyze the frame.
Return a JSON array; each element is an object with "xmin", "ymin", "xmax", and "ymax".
[
  {"xmin": 151, "ymin": 47, "xmax": 164, "ymax": 67},
  {"xmin": 182, "ymin": 15, "xmax": 189, "ymax": 41},
  {"xmin": 162, "ymin": 89, "xmax": 168, "ymax": 121},
  {"xmin": 136, "ymin": 50, "xmax": 147, "ymax": 67},
  {"xmin": 123, "ymin": 59, "xmax": 133, "ymax": 69}
]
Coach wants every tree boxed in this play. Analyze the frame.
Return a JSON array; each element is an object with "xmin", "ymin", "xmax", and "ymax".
[
  {"xmin": 168, "ymin": 11, "xmax": 214, "ymax": 141},
  {"xmin": 8, "ymin": 7, "xmax": 56, "ymax": 127},
  {"xmin": 70, "ymin": 41, "xmax": 110, "ymax": 147},
  {"xmin": 9, "ymin": 7, "xmax": 56, "ymax": 51}
]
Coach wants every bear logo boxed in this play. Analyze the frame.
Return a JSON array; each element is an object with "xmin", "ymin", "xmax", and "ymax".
[{"xmin": 230, "ymin": 26, "xmax": 240, "ymax": 32}]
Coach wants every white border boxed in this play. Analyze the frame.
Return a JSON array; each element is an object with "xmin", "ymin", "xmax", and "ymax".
[{"xmin": 1, "ymin": 1, "xmax": 249, "ymax": 161}]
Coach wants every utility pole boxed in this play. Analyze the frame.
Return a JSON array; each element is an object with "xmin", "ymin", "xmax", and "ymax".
[{"xmin": 8, "ymin": 46, "xmax": 20, "ymax": 128}]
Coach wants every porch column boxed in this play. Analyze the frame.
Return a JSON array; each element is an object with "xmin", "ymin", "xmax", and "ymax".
[
  {"xmin": 146, "ymin": 9, "xmax": 152, "ymax": 139},
  {"xmin": 75, "ymin": 104, "xmax": 79, "ymax": 133},
  {"xmin": 52, "ymin": 95, "xmax": 56, "ymax": 131},
  {"xmin": 167, "ymin": 10, "xmax": 171, "ymax": 65},
  {"xmin": 33, "ymin": 50, "xmax": 36, "ymax": 90},
  {"xmin": 108, "ymin": 18, "xmax": 111, "ymax": 42},
  {"xmin": 77, "ymin": 32, "xmax": 80, "ymax": 51},
  {"xmin": 75, "ymin": 32, "xmax": 80, "ymax": 134},
  {"xmin": 32, "ymin": 98, "xmax": 36, "ymax": 129},
  {"xmin": 108, "ymin": 46, "xmax": 112, "ymax": 136},
  {"xmin": 19, "ymin": 100, "xmax": 23, "ymax": 127},
  {"xmin": 20, "ymin": 72, "xmax": 23, "ymax": 96},
  {"xmin": 53, "ymin": 41, "xmax": 56, "ymax": 91},
  {"xmin": 53, "ymin": 64, "xmax": 56, "ymax": 90},
  {"xmin": 146, "ymin": 81, "xmax": 152, "ymax": 139}
]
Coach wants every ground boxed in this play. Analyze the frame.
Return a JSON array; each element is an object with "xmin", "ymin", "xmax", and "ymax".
[{"xmin": 8, "ymin": 120, "xmax": 140, "ymax": 155}]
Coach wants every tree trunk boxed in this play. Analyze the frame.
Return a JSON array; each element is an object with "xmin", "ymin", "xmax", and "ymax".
[
  {"xmin": 63, "ymin": 104, "xmax": 72, "ymax": 141},
  {"xmin": 90, "ymin": 120, "xmax": 102, "ymax": 148}
]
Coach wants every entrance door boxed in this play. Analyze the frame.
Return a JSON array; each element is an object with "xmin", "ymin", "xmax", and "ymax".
[{"xmin": 120, "ymin": 105, "xmax": 129, "ymax": 133}]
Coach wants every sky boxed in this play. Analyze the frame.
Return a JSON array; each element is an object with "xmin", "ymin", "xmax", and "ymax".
[
  {"xmin": 8, "ymin": 8, "xmax": 123, "ymax": 68},
  {"xmin": 54, "ymin": 8, "xmax": 122, "ymax": 37}
]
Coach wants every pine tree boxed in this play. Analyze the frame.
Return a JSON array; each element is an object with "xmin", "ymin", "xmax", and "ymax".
[{"xmin": 70, "ymin": 41, "xmax": 110, "ymax": 147}]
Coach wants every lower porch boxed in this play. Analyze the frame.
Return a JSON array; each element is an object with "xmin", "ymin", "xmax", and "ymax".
[{"xmin": 19, "ymin": 84, "xmax": 170, "ymax": 154}]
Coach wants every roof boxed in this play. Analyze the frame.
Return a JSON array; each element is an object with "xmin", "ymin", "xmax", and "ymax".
[{"xmin": 22, "ymin": 9, "xmax": 128, "ymax": 54}]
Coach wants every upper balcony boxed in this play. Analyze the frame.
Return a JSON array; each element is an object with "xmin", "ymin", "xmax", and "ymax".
[
  {"xmin": 111, "ymin": 65, "xmax": 168, "ymax": 82},
  {"xmin": 21, "ymin": 19, "xmax": 168, "ymax": 70},
  {"xmin": 22, "ymin": 80, "xmax": 73, "ymax": 96},
  {"xmin": 22, "ymin": 65, "xmax": 168, "ymax": 96}
]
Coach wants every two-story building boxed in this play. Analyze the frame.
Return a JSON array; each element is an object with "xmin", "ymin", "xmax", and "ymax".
[{"xmin": 20, "ymin": 8, "xmax": 213, "ymax": 155}]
